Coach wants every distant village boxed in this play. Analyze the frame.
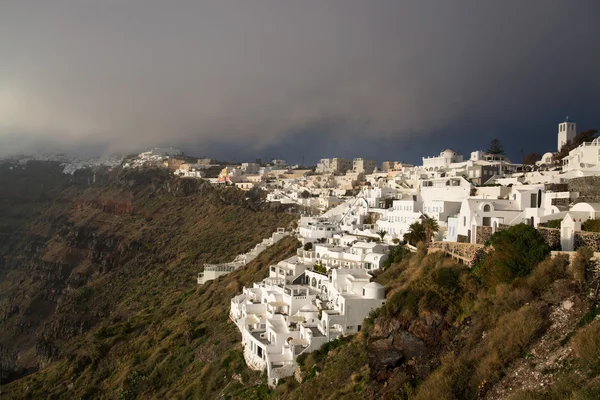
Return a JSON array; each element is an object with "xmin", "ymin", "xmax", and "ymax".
[{"xmin": 10, "ymin": 118, "xmax": 600, "ymax": 386}]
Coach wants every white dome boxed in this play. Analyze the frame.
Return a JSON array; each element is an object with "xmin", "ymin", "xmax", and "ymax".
[
  {"xmin": 363, "ymin": 281, "xmax": 386, "ymax": 300},
  {"xmin": 300, "ymin": 304, "xmax": 318, "ymax": 312},
  {"xmin": 363, "ymin": 281, "xmax": 384, "ymax": 289}
]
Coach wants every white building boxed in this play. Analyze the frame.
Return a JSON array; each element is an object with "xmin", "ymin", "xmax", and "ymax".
[
  {"xmin": 297, "ymin": 240, "xmax": 389, "ymax": 271},
  {"xmin": 422, "ymin": 149, "xmax": 464, "ymax": 171},
  {"xmin": 562, "ymin": 137, "xmax": 600, "ymax": 172},
  {"xmin": 375, "ymin": 198, "xmax": 423, "ymax": 239},
  {"xmin": 353, "ymin": 158, "xmax": 377, "ymax": 174},
  {"xmin": 558, "ymin": 117, "xmax": 577, "ymax": 152},
  {"xmin": 452, "ymin": 185, "xmax": 550, "ymax": 243},
  {"xmin": 298, "ymin": 217, "xmax": 341, "ymax": 244},
  {"xmin": 241, "ymin": 163, "xmax": 261, "ymax": 174},
  {"xmin": 419, "ymin": 176, "xmax": 472, "ymax": 202},
  {"xmin": 230, "ymin": 264, "xmax": 385, "ymax": 387}
]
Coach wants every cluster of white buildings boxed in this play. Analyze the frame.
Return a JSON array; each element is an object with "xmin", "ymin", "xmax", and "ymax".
[
  {"xmin": 230, "ymin": 216, "xmax": 389, "ymax": 386},
  {"xmin": 226, "ymin": 117, "xmax": 600, "ymax": 385}
]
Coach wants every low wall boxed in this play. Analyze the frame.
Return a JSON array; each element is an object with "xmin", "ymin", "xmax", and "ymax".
[
  {"xmin": 429, "ymin": 242, "xmax": 485, "ymax": 266},
  {"xmin": 545, "ymin": 183, "xmax": 568, "ymax": 192},
  {"xmin": 574, "ymin": 230, "xmax": 600, "ymax": 252},
  {"xmin": 537, "ymin": 227, "xmax": 561, "ymax": 250}
]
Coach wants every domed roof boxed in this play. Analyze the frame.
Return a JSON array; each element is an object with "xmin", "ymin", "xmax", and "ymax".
[
  {"xmin": 300, "ymin": 304, "xmax": 319, "ymax": 312},
  {"xmin": 363, "ymin": 281, "xmax": 384, "ymax": 289}
]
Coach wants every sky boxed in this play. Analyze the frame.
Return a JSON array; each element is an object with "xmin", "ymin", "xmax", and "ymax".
[{"xmin": 1, "ymin": 0, "xmax": 599, "ymax": 165}]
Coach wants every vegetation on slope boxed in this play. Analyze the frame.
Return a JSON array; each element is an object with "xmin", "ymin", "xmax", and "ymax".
[{"xmin": 0, "ymin": 163, "xmax": 298, "ymax": 399}]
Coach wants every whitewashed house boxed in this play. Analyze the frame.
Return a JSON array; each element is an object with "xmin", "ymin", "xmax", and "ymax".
[
  {"xmin": 375, "ymin": 198, "xmax": 423, "ymax": 239},
  {"xmin": 562, "ymin": 137, "xmax": 600, "ymax": 172},
  {"xmin": 230, "ymin": 263, "xmax": 385, "ymax": 387},
  {"xmin": 422, "ymin": 149, "xmax": 464, "ymax": 171},
  {"xmin": 297, "ymin": 240, "xmax": 389, "ymax": 271},
  {"xmin": 298, "ymin": 217, "xmax": 341, "ymax": 244},
  {"xmin": 419, "ymin": 176, "xmax": 472, "ymax": 202}
]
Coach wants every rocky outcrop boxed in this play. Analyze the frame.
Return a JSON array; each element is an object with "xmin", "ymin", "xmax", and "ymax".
[{"xmin": 367, "ymin": 311, "xmax": 440, "ymax": 382}]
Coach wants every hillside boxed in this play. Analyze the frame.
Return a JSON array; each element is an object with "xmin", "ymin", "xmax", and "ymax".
[
  {"xmin": 0, "ymin": 162, "xmax": 298, "ymax": 398},
  {"xmin": 2, "ymin": 162, "xmax": 600, "ymax": 400}
]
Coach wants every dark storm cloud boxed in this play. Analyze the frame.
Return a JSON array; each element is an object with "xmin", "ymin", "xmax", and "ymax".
[{"xmin": 1, "ymin": 1, "xmax": 599, "ymax": 162}]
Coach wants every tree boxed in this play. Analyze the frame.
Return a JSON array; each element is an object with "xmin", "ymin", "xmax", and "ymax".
[
  {"xmin": 376, "ymin": 229, "xmax": 387, "ymax": 241},
  {"xmin": 523, "ymin": 152, "xmax": 541, "ymax": 165},
  {"xmin": 300, "ymin": 190, "xmax": 311, "ymax": 199},
  {"xmin": 422, "ymin": 215, "xmax": 440, "ymax": 243},
  {"xmin": 404, "ymin": 221, "xmax": 426, "ymax": 246},
  {"xmin": 487, "ymin": 138, "xmax": 505, "ymax": 155}
]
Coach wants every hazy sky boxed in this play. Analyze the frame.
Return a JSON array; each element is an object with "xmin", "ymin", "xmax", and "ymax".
[{"xmin": 1, "ymin": 1, "xmax": 599, "ymax": 164}]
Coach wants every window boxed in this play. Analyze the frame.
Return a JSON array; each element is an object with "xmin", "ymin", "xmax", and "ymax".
[
  {"xmin": 483, "ymin": 204, "xmax": 490, "ymax": 212},
  {"xmin": 464, "ymin": 217, "xmax": 466, "ymax": 226}
]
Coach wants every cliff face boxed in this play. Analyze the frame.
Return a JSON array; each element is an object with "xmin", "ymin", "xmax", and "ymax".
[{"xmin": 0, "ymin": 161, "xmax": 297, "ymax": 394}]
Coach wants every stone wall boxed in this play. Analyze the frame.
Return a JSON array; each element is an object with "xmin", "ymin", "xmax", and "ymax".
[
  {"xmin": 551, "ymin": 198, "xmax": 570, "ymax": 207},
  {"xmin": 429, "ymin": 242, "xmax": 485, "ymax": 266},
  {"xmin": 545, "ymin": 183, "xmax": 568, "ymax": 192},
  {"xmin": 476, "ymin": 226, "xmax": 493, "ymax": 245},
  {"xmin": 574, "ymin": 231, "xmax": 600, "ymax": 251},
  {"xmin": 537, "ymin": 227, "xmax": 561, "ymax": 250},
  {"xmin": 569, "ymin": 176, "xmax": 600, "ymax": 203},
  {"xmin": 457, "ymin": 234, "xmax": 469, "ymax": 243}
]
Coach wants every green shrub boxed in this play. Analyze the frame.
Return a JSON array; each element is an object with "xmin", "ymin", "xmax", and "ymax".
[
  {"xmin": 477, "ymin": 224, "xmax": 550, "ymax": 288},
  {"xmin": 545, "ymin": 219, "xmax": 562, "ymax": 229},
  {"xmin": 582, "ymin": 219, "xmax": 600, "ymax": 232}
]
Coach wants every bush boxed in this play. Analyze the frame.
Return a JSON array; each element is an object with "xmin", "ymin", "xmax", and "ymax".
[
  {"xmin": 582, "ymin": 219, "xmax": 600, "ymax": 232},
  {"xmin": 303, "ymin": 242, "xmax": 313, "ymax": 251},
  {"xmin": 522, "ymin": 255, "xmax": 568, "ymax": 294},
  {"xmin": 574, "ymin": 319, "xmax": 600, "ymax": 372},
  {"xmin": 571, "ymin": 247, "xmax": 592, "ymax": 286},
  {"xmin": 545, "ymin": 219, "xmax": 562, "ymax": 229},
  {"xmin": 477, "ymin": 224, "xmax": 550, "ymax": 288},
  {"xmin": 383, "ymin": 246, "xmax": 408, "ymax": 269},
  {"xmin": 313, "ymin": 263, "xmax": 327, "ymax": 275}
]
